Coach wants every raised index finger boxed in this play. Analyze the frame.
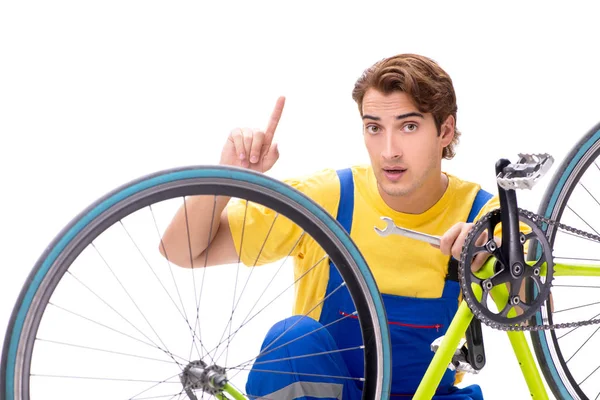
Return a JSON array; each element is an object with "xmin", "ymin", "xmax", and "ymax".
[{"xmin": 264, "ymin": 96, "xmax": 286, "ymax": 145}]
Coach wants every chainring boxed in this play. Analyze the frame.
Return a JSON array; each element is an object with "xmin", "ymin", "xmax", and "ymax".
[{"xmin": 458, "ymin": 208, "xmax": 555, "ymax": 330}]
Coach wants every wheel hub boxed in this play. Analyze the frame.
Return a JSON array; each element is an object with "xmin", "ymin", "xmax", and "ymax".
[{"xmin": 180, "ymin": 360, "xmax": 227, "ymax": 399}]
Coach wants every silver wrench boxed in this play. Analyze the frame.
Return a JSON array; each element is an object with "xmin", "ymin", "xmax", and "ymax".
[{"xmin": 374, "ymin": 216, "xmax": 441, "ymax": 248}]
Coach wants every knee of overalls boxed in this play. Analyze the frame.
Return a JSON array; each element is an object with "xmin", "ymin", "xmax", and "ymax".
[
  {"xmin": 245, "ymin": 315, "xmax": 362, "ymax": 400},
  {"xmin": 252, "ymin": 315, "xmax": 341, "ymax": 371}
]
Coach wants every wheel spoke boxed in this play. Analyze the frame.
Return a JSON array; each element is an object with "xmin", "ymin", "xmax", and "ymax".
[
  {"xmin": 564, "ymin": 202, "xmax": 600, "ymax": 237},
  {"xmin": 30, "ymin": 373, "xmax": 181, "ymax": 384},
  {"xmin": 224, "ymin": 200, "xmax": 249, "ymax": 367},
  {"xmin": 558, "ymin": 311, "xmax": 600, "ymax": 340},
  {"xmin": 232, "ymin": 281, "xmax": 352, "ymax": 369},
  {"xmin": 566, "ymin": 325, "xmax": 600, "ymax": 364},
  {"xmin": 228, "ymin": 212, "xmax": 280, "ymax": 327},
  {"xmin": 208, "ymin": 250, "xmax": 321, "ymax": 361},
  {"xmin": 91, "ymin": 242, "xmax": 186, "ymax": 368},
  {"xmin": 126, "ymin": 373, "xmax": 183, "ymax": 400},
  {"xmin": 232, "ymin": 310, "xmax": 359, "ymax": 372},
  {"xmin": 48, "ymin": 302, "xmax": 188, "ymax": 365},
  {"xmin": 231, "ymin": 367, "xmax": 363, "ymax": 381},
  {"xmin": 242, "ymin": 345, "xmax": 363, "ymax": 367},
  {"xmin": 231, "ymin": 231, "xmax": 306, "ymax": 331},
  {"xmin": 130, "ymin": 393, "xmax": 186, "ymax": 400},
  {"xmin": 36, "ymin": 338, "xmax": 175, "ymax": 364},
  {"xmin": 553, "ymin": 283, "xmax": 600, "ymax": 289},
  {"xmin": 578, "ymin": 363, "xmax": 600, "ymax": 387},
  {"xmin": 557, "ymin": 229, "xmax": 600, "ymax": 244},
  {"xmin": 182, "ymin": 197, "xmax": 207, "ymax": 362},
  {"xmin": 193, "ymin": 195, "xmax": 218, "ymax": 362},
  {"xmin": 150, "ymin": 203, "xmax": 207, "ymax": 362},
  {"xmin": 63, "ymin": 270, "xmax": 182, "ymax": 362},
  {"xmin": 555, "ymin": 301, "xmax": 600, "ymax": 314},
  {"xmin": 579, "ymin": 181, "xmax": 600, "ymax": 211},
  {"xmin": 119, "ymin": 221, "xmax": 190, "ymax": 360}
]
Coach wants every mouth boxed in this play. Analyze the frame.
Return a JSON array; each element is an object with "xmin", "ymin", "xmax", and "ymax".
[{"xmin": 382, "ymin": 167, "xmax": 407, "ymax": 181}]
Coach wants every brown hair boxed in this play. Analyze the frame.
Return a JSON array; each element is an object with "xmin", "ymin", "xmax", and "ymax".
[{"xmin": 352, "ymin": 54, "xmax": 460, "ymax": 159}]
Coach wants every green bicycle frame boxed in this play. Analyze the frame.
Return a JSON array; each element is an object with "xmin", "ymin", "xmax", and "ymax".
[
  {"xmin": 413, "ymin": 257, "xmax": 600, "ymax": 400},
  {"xmin": 218, "ymin": 257, "xmax": 600, "ymax": 399},
  {"xmin": 544, "ymin": 262, "xmax": 600, "ymax": 277},
  {"xmin": 222, "ymin": 383, "xmax": 246, "ymax": 400}
]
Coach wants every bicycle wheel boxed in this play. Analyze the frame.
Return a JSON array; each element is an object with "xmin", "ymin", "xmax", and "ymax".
[
  {"xmin": 528, "ymin": 121, "xmax": 600, "ymax": 400},
  {"xmin": 1, "ymin": 165, "xmax": 391, "ymax": 400}
]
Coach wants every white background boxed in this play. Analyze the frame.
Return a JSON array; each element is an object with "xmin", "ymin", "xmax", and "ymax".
[{"xmin": 2, "ymin": 1, "xmax": 600, "ymax": 399}]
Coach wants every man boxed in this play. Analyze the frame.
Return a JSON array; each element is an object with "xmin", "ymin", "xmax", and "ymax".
[{"xmin": 160, "ymin": 53, "xmax": 498, "ymax": 399}]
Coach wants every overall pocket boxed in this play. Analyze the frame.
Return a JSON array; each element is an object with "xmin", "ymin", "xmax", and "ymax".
[
  {"xmin": 336, "ymin": 290, "xmax": 459, "ymax": 395},
  {"xmin": 381, "ymin": 291, "xmax": 458, "ymax": 395}
]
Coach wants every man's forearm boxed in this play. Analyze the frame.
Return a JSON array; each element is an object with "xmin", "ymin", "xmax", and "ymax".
[{"xmin": 159, "ymin": 195, "xmax": 230, "ymax": 268}]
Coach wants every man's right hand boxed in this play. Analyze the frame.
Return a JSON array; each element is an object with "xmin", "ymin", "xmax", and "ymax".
[{"xmin": 220, "ymin": 96, "xmax": 285, "ymax": 173}]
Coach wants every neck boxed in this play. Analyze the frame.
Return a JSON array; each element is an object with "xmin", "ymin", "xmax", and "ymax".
[{"xmin": 379, "ymin": 172, "xmax": 449, "ymax": 214}]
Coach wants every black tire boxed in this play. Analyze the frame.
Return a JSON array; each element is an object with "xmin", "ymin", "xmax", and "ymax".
[
  {"xmin": 528, "ymin": 122, "xmax": 600, "ymax": 400},
  {"xmin": 1, "ymin": 165, "xmax": 392, "ymax": 399}
]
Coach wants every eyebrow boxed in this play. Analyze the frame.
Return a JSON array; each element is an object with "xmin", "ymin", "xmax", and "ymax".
[{"xmin": 362, "ymin": 112, "xmax": 424, "ymax": 121}]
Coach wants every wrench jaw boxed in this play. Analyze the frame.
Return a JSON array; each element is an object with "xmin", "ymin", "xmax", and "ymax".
[
  {"xmin": 374, "ymin": 226, "xmax": 387, "ymax": 236},
  {"xmin": 373, "ymin": 216, "xmax": 442, "ymax": 248},
  {"xmin": 374, "ymin": 216, "xmax": 395, "ymax": 237}
]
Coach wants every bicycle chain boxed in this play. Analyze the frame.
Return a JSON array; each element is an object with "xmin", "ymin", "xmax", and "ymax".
[{"xmin": 459, "ymin": 207, "xmax": 600, "ymax": 332}]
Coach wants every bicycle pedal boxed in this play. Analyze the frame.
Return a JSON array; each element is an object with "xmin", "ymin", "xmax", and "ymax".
[
  {"xmin": 430, "ymin": 337, "xmax": 480, "ymax": 374},
  {"xmin": 451, "ymin": 357, "xmax": 480, "ymax": 374},
  {"xmin": 497, "ymin": 153, "xmax": 554, "ymax": 190}
]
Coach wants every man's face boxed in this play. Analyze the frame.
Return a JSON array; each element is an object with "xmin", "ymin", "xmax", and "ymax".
[{"xmin": 362, "ymin": 88, "xmax": 453, "ymax": 199}]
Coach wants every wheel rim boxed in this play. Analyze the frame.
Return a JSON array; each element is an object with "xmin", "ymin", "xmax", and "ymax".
[
  {"xmin": 2, "ymin": 166, "xmax": 391, "ymax": 399},
  {"xmin": 531, "ymin": 124, "xmax": 600, "ymax": 400}
]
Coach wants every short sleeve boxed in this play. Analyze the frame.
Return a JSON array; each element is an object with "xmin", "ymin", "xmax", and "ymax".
[
  {"xmin": 226, "ymin": 168, "xmax": 341, "ymax": 267},
  {"xmin": 472, "ymin": 193, "xmax": 500, "ymax": 222}
]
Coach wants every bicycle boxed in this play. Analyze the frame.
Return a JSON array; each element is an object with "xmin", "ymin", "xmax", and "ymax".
[{"xmin": 2, "ymin": 120, "xmax": 600, "ymax": 399}]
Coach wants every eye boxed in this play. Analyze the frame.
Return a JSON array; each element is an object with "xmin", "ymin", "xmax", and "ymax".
[
  {"xmin": 365, "ymin": 125, "xmax": 380, "ymax": 135},
  {"xmin": 403, "ymin": 123, "xmax": 418, "ymax": 132}
]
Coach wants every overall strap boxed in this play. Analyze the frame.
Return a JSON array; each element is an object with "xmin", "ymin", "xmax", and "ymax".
[
  {"xmin": 321, "ymin": 168, "xmax": 355, "ymax": 294},
  {"xmin": 467, "ymin": 188, "xmax": 494, "ymax": 223},
  {"xmin": 335, "ymin": 168, "xmax": 355, "ymax": 233}
]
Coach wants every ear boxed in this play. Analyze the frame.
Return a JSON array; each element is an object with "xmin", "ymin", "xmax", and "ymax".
[{"xmin": 439, "ymin": 115, "xmax": 455, "ymax": 147}]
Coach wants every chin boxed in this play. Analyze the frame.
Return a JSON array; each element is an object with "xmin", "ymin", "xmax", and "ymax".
[
  {"xmin": 383, "ymin": 186, "xmax": 412, "ymax": 197},
  {"xmin": 379, "ymin": 181, "xmax": 413, "ymax": 197}
]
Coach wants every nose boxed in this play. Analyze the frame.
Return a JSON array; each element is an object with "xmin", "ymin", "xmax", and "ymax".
[{"xmin": 382, "ymin": 131, "xmax": 402, "ymax": 160}]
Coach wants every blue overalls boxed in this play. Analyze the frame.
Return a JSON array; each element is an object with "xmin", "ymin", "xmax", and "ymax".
[{"xmin": 246, "ymin": 169, "xmax": 491, "ymax": 399}]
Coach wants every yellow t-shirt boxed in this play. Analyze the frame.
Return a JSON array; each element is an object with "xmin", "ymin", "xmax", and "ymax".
[{"xmin": 226, "ymin": 164, "xmax": 501, "ymax": 321}]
